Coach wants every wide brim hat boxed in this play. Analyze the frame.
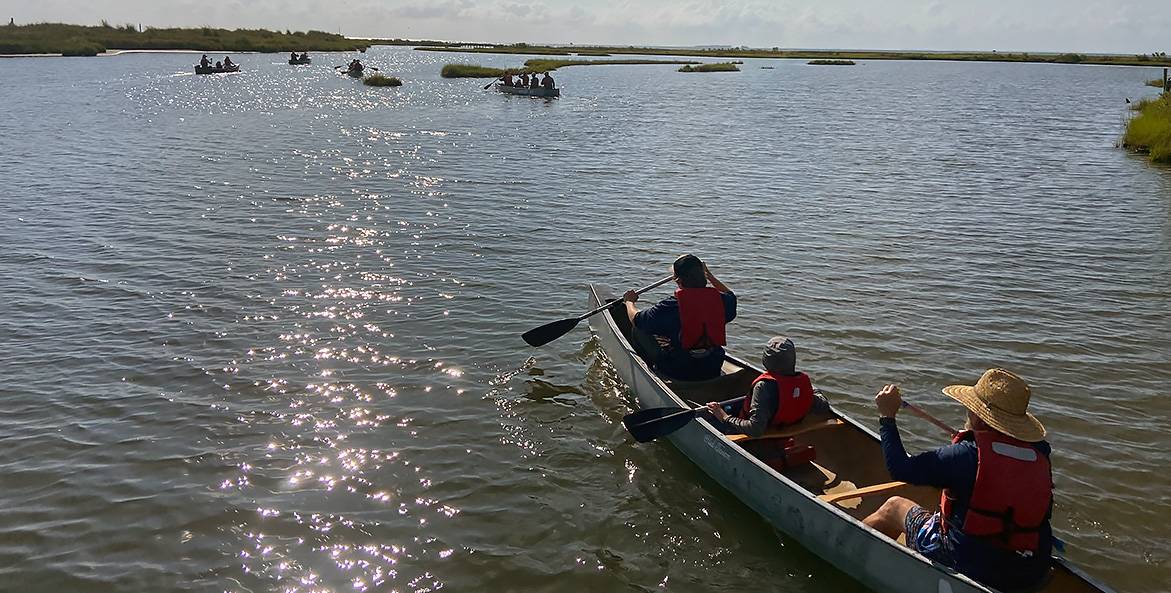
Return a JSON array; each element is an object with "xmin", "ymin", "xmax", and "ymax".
[{"xmin": 942, "ymin": 368, "xmax": 1046, "ymax": 442}]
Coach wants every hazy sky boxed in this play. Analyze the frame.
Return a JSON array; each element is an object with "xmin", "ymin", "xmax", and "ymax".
[{"xmin": 4, "ymin": 0, "xmax": 1169, "ymax": 54}]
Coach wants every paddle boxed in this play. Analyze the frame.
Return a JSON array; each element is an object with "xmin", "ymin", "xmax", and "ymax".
[
  {"xmin": 521, "ymin": 275, "xmax": 675, "ymax": 347},
  {"xmin": 902, "ymin": 401, "xmax": 958, "ymax": 437},
  {"xmin": 623, "ymin": 396, "xmax": 744, "ymax": 443},
  {"xmin": 483, "ymin": 77, "xmax": 502, "ymax": 90}
]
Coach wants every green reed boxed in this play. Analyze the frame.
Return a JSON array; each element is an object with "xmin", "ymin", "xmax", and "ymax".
[
  {"xmin": 440, "ymin": 64, "xmax": 505, "ymax": 78},
  {"xmin": 678, "ymin": 62, "xmax": 740, "ymax": 72},
  {"xmin": 808, "ymin": 59, "xmax": 855, "ymax": 65},
  {"xmin": 1122, "ymin": 95, "xmax": 1171, "ymax": 164},
  {"xmin": 0, "ymin": 22, "xmax": 368, "ymax": 54},
  {"xmin": 363, "ymin": 73, "xmax": 402, "ymax": 87}
]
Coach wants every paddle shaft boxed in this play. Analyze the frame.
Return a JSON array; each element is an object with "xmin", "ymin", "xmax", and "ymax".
[
  {"xmin": 577, "ymin": 274, "xmax": 675, "ymax": 322},
  {"xmin": 902, "ymin": 401, "xmax": 958, "ymax": 437},
  {"xmin": 626, "ymin": 396, "xmax": 744, "ymax": 430}
]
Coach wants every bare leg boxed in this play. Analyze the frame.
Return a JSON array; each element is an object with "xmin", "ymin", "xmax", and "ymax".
[{"xmin": 863, "ymin": 496, "xmax": 918, "ymax": 539}]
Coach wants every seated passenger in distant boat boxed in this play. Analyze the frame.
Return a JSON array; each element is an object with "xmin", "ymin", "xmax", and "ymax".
[
  {"xmin": 301, "ymin": 52, "xmax": 308, "ymax": 60},
  {"xmin": 290, "ymin": 51, "xmax": 297, "ymax": 60},
  {"xmin": 215, "ymin": 61, "xmax": 222, "ymax": 69},
  {"xmin": 223, "ymin": 56, "xmax": 234, "ymax": 68},
  {"xmin": 502, "ymin": 73, "xmax": 514, "ymax": 86},
  {"xmin": 542, "ymin": 73, "xmax": 555, "ymax": 90},
  {"xmin": 200, "ymin": 54, "xmax": 210, "ymax": 68},
  {"xmin": 705, "ymin": 336, "xmax": 830, "ymax": 437}
]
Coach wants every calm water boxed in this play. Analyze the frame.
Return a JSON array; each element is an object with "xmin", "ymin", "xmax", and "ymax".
[{"xmin": 1, "ymin": 46, "xmax": 1169, "ymax": 593}]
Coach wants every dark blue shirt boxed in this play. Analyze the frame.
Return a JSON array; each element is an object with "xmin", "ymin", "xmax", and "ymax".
[
  {"xmin": 879, "ymin": 417, "xmax": 1052, "ymax": 589},
  {"xmin": 632, "ymin": 291, "xmax": 736, "ymax": 381}
]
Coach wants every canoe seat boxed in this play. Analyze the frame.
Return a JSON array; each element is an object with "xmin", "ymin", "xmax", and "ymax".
[{"xmin": 727, "ymin": 418, "xmax": 844, "ymax": 444}]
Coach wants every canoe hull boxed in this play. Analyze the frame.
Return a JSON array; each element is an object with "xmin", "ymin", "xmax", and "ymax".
[
  {"xmin": 586, "ymin": 284, "xmax": 1114, "ymax": 593},
  {"xmin": 289, "ymin": 58, "xmax": 311, "ymax": 65},
  {"xmin": 194, "ymin": 65, "xmax": 240, "ymax": 75},
  {"xmin": 495, "ymin": 83, "xmax": 559, "ymax": 98}
]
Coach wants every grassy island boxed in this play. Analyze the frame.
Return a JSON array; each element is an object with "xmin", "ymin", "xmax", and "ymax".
[
  {"xmin": 441, "ymin": 64, "xmax": 505, "ymax": 78},
  {"xmin": 0, "ymin": 22, "xmax": 368, "ymax": 55},
  {"xmin": 808, "ymin": 59, "xmax": 855, "ymax": 65},
  {"xmin": 679, "ymin": 62, "xmax": 740, "ymax": 72},
  {"xmin": 1122, "ymin": 94, "xmax": 1171, "ymax": 163},
  {"xmin": 440, "ymin": 58, "xmax": 699, "ymax": 78},
  {"xmin": 363, "ymin": 73, "xmax": 402, "ymax": 87}
]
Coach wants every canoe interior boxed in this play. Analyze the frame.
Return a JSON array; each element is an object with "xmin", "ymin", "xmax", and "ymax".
[{"xmin": 594, "ymin": 286, "xmax": 1113, "ymax": 593}]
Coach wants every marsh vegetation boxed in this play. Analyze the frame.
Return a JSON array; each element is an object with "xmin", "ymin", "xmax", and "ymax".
[
  {"xmin": 1122, "ymin": 94, "xmax": 1171, "ymax": 163},
  {"xmin": 678, "ymin": 62, "xmax": 740, "ymax": 72},
  {"xmin": 0, "ymin": 22, "xmax": 368, "ymax": 55},
  {"xmin": 363, "ymin": 73, "xmax": 402, "ymax": 87},
  {"xmin": 808, "ymin": 59, "xmax": 855, "ymax": 65}
]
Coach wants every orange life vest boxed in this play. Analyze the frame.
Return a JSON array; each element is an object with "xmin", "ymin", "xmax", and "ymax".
[
  {"xmin": 739, "ymin": 371, "xmax": 814, "ymax": 426},
  {"xmin": 674, "ymin": 287, "xmax": 726, "ymax": 350},
  {"xmin": 940, "ymin": 430, "xmax": 1052, "ymax": 552}
]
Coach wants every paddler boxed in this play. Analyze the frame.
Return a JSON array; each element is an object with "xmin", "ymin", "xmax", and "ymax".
[
  {"xmin": 862, "ymin": 369, "xmax": 1054, "ymax": 592},
  {"xmin": 705, "ymin": 336, "xmax": 830, "ymax": 437},
  {"xmin": 622, "ymin": 254, "xmax": 736, "ymax": 381}
]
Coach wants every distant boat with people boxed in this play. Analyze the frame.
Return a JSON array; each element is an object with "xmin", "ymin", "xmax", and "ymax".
[
  {"xmin": 289, "ymin": 52, "xmax": 311, "ymax": 65},
  {"xmin": 195, "ymin": 64, "xmax": 240, "ymax": 75},
  {"xmin": 495, "ymin": 82, "xmax": 559, "ymax": 98}
]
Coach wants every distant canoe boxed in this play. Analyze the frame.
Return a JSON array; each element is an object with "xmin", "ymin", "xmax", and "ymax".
[
  {"xmin": 345, "ymin": 67, "xmax": 364, "ymax": 78},
  {"xmin": 289, "ymin": 56, "xmax": 311, "ymax": 65},
  {"xmin": 495, "ymin": 83, "xmax": 560, "ymax": 98},
  {"xmin": 195, "ymin": 64, "xmax": 240, "ymax": 75}
]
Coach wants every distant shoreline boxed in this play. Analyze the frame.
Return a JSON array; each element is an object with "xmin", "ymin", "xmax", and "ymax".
[{"xmin": 3, "ymin": 23, "xmax": 1170, "ymax": 68}]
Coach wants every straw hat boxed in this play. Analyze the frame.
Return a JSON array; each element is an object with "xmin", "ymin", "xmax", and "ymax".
[{"xmin": 942, "ymin": 368, "xmax": 1047, "ymax": 442}]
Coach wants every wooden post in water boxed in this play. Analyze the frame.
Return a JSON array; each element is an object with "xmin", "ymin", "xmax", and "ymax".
[{"xmin": 1164, "ymin": 68, "xmax": 1169, "ymax": 93}]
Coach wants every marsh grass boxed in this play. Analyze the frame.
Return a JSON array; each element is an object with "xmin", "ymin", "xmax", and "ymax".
[
  {"xmin": 679, "ymin": 62, "xmax": 740, "ymax": 72},
  {"xmin": 1147, "ymin": 78, "xmax": 1169, "ymax": 89},
  {"xmin": 808, "ymin": 59, "xmax": 855, "ymax": 65},
  {"xmin": 0, "ymin": 22, "xmax": 367, "ymax": 54},
  {"xmin": 1122, "ymin": 95, "xmax": 1171, "ymax": 163},
  {"xmin": 441, "ymin": 64, "xmax": 505, "ymax": 78},
  {"xmin": 524, "ymin": 58, "xmax": 698, "ymax": 72},
  {"xmin": 363, "ymin": 73, "xmax": 402, "ymax": 86}
]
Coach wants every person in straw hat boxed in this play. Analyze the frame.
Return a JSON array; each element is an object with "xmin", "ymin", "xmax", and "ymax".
[
  {"xmin": 862, "ymin": 369, "xmax": 1053, "ymax": 591},
  {"xmin": 622, "ymin": 254, "xmax": 736, "ymax": 381}
]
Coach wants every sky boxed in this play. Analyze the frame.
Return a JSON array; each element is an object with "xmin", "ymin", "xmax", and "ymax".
[{"xmin": 4, "ymin": 0, "xmax": 1169, "ymax": 55}]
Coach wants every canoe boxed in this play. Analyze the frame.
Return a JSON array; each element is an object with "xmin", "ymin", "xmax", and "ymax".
[
  {"xmin": 495, "ymin": 83, "xmax": 560, "ymax": 98},
  {"xmin": 289, "ymin": 57, "xmax": 311, "ymax": 65},
  {"xmin": 345, "ymin": 67, "xmax": 364, "ymax": 78},
  {"xmin": 194, "ymin": 64, "xmax": 240, "ymax": 75},
  {"xmin": 586, "ymin": 284, "xmax": 1115, "ymax": 593}
]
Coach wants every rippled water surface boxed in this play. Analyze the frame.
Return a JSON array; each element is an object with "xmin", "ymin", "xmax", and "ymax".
[{"xmin": 1, "ymin": 47, "xmax": 1169, "ymax": 593}]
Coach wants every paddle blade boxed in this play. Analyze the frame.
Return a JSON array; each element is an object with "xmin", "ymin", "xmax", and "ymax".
[
  {"xmin": 622, "ymin": 406, "xmax": 699, "ymax": 443},
  {"xmin": 522, "ymin": 317, "xmax": 581, "ymax": 347}
]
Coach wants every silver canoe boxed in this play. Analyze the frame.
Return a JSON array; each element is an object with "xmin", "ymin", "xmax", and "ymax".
[
  {"xmin": 586, "ymin": 284, "xmax": 1114, "ymax": 593},
  {"xmin": 495, "ymin": 82, "xmax": 560, "ymax": 98}
]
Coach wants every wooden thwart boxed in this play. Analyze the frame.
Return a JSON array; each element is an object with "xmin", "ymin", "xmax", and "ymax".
[
  {"xmin": 727, "ymin": 418, "xmax": 843, "ymax": 443},
  {"xmin": 819, "ymin": 480, "xmax": 910, "ymax": 504}
]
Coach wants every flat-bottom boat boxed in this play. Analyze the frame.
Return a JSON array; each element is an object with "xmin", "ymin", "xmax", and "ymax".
[
  {"xmin": 289, "ymin": 57, "xmax": 311, "ymax": 65},
  {"xmin": 195, "ymin": 64, "xmax": 240, "ymax": 75},
  {"xmin": 586, "ymin": 284, "xmax": 1114, "ymax": 593},
  {"xmin": 495, "ymin": 83, "xmax": 559, "ymax": 98},
  {"xmin": 345, "ymin": 67, "xmax": 364, "ymax": 78}
]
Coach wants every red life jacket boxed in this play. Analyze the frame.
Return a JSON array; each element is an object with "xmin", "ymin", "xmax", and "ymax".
[
  {"xmin": 940, "ymin": 430, "xmax": 1052, "ymax": 552},
  {"xmin": 674, "ymin": 287, "xmax": 726, "ymax": 350},
  {"xmin": 739, "ymin": 371, "xmax": 814, "ymax": 426}
]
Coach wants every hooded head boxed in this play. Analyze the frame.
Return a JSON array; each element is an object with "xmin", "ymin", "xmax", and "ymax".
[{"xmin": 762, "ymin": 336, "xmax": 797, "ymax": 376}]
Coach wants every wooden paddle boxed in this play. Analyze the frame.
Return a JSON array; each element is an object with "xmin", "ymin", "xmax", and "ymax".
[
  {"xmin": 623, "ymin": 396, "xmax": 744, "ymax": 443},
  {"xmin": 522, "ymin": 275, "xmax": 675, "ymax": 347},
  {"xmin": 483, "ymin": 77, "xmax": 503, "ymax": 90},
  {"xmin": 902, "ymin": 401, "xmax": 958, "ymax": 437}
]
